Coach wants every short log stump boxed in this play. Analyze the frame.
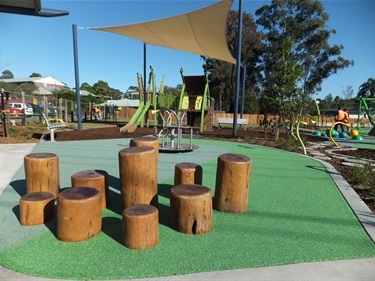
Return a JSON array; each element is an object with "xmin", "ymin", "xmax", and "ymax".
[
  {"xmin": 119, "ymin": 146, "xmax": 158, "ymax": 210},
  {"xmin": 71, "ymin": 169, "xmax": 109, "ymax": 209},
  {"xmin": 214, "ymin": 153, "xmax": 252, "ymax": 214},
  {"xmin": 122, "ymin": 204, "xmax": 159, "ymax": 250},
  {"xmin": 130, "ymin": 136, "xmax": 159, "ymax": 162},
  {"xmin": 24, "ymin": 152, "xmax": 60, "ymax": 198},
  {"xmin": 174, "ymin": 162, "xmax": 203, "ymax": 185},
  {"xmin": 170, "ymin": 184, "xmax": 212, "ymax": 235},
  {"xmin": 57, "ymin": 187, "xmax": 102, "ymax": 242},
  {"xmin": 19, "ymin": 192, "xmax": 55, "ymax": 226}
]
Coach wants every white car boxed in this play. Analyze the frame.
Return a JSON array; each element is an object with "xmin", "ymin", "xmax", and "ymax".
[{"xmin": 9, "ymin": 102, "xmax": 34, "ymax": 115}]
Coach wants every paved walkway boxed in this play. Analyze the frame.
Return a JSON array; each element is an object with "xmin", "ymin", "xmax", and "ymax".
[{"xmin": 0, "ymin": 140, "xmax": 374, "ymax": 281}]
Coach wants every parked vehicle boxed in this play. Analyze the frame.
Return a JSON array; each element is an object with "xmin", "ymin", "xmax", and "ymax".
[
  {"xmin": 27, "ymin": 103, "xmax": 44, "ymax": 115},
  {"xmin": 9, "ymin": 102, "xmax": 34, "ymax": 115}
]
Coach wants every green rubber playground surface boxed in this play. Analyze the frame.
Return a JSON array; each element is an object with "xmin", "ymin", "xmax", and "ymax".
[{"xmin": 0, "ymin": 139, "xmax": 374, "ymax": 280}]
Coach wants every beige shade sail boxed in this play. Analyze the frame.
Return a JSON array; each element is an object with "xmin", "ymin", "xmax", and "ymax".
[{"xmin": 90, "ymin": 0, "xmax": 235, "ymax": 64}]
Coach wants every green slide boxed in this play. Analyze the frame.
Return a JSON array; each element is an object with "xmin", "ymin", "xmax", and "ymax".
[{"xmin": 119, "ymin": 101, "xmax": 151, "ymax": 133}]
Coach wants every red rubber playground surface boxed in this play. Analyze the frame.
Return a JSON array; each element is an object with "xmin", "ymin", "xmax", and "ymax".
[{"xmin": 0, "ymin": 138, "xmax": 374, "ymax": 280}]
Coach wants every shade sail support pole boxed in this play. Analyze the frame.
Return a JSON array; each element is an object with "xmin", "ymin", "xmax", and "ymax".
[
  {"xmin": 72, "ymin": 24, "xmax": 82, "ymax": 131},
  {"xmin": 233, "ymin": 0, "xmax": 243, "ymax": 137}
]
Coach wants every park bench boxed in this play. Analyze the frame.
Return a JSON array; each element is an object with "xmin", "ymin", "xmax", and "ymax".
[
  {"xmin": 42, "ymin": 113, "xmax": 67, "ymax": 141},
  {"xmin": 217, "ymin": 117, "xmax": 247, "ymax": 129}
]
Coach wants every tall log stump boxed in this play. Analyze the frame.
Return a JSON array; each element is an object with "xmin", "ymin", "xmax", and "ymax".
[
  {"xmin": 57, "ymin": 187, "xmax": 102, "ymax": 242},
  {"xmin": 214, "ymin": 153, "xmax": 252, "ymax": 214},
  {"xmin": 174, "ymin": 162, "xmax": 203, "ymax": 185},
  {"xmin": 119, "ymin": 146, "xmax": 158, "ymax": 210},
  {"xmin": 19, "ymin": 192, "xmax": 55, "ymax": 226},
  {"xmin": 170, "ymin": 184, "xmax": 212, "ymax": 234},
  {"xmin": 130, "ymin": 136, "xmax": 159, "ymax": 163},
  {"xmin": 71, "ymin": 169, "xmax": 109, "ymax": 209},
  {"xmin": 24, "ymin": 153, "xmax": 60, "ymax": 198},
  {"xmin": 122, "ymin": 204, "xmax": 159, "ymax": 250}
]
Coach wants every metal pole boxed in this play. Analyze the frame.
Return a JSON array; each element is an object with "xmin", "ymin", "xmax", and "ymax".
[
  {"xmin": 240, "ymin": 65, "xmax": 246, "ymax": 118},
  {"xmin": 233, "ymin": 0, "xmax": 243, "ymax": 137},
  {"xmin": 143, "ymin": 42, "xmax": 147, "ymax": 105},
  {"xmin": 72, "ymin": 24, "xmax": 82, "ymax": 131}
]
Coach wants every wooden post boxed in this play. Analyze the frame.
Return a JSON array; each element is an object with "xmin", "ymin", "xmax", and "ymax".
[
  {"xmin": 122, "ymin": 204, "xmax": 159, "ymax": 250},
  {"xmin": 19, "ymin": 192, "xmax": 55, "ymax": 226},
  {"xmin": 71, "ymin": 169, "xmax": 109, "ymax": 209},
  {"xmin": 170, "ymin": 184, "xmax": 212, "ymax": 234},
  {"xmin": 24, "ymin": 153, "xmax": 60, "ymax": 198},
  {"xmin": 118, "ymin": 146, "xmax": 158, "ymax": 210},
  {"xmin": 214, "ymin": 153, "xmax": 252, "ymax": 214},
  {"xmin": 174, "ymin": 162, "xmax": 203, "ymax": 185},
  {"xmin": 130, "ymin": 136, "xmax": 159, "ymax": 162},
  {"xmin": 57, "ymin": 187, "xmax": 102, "ymax": 242}
]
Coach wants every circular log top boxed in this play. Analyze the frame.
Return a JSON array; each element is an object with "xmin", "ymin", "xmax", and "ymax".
[
  {"xmin": 72, "ymin": 169, "xmax": 108, "ymax": 179},
  {"xmin": 219, "ymin": 153, "xmax": 251, "ymax": 163},
  {"xmin": 176, "ymin": 162, "xmax": 202, "ymax": 170},
  {"xmin": 59, "ymin": 187, "xmax": 99, "ymax": 200},
  {"xmin": 25, "ymin": 152, "xmax": 57, "ymax": 159},
  {"xmin": 119, "ymin": 146, "xmax": 155, "ymax": 155},
  {"xmin": 171, "ymin": 184, "xmax": 211, "ymax": 198},
  {"xmin": 123, "ymin": 204, "xmax": 158, "ymax": 216},
  {"xmin": 21, "ymin": 192, "xmax": 55, "ymax": 201}
]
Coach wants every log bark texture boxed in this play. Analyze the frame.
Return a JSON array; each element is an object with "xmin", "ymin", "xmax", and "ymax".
[
  {"xmin": 119, "ymin": 146, "xmax": 158, "ymax": 210},
  {"xmin": 57, "ymin": 187, "xmax": 102, "ymax": 242},
  {"xmin": 19, "ymin": 192, "xmax": 55, "ymax": 226},
  {"xmin": 24, "ymin": 153, "xmax": 60, "ymax": 198},
  {"xmin": 214, "ymin": 153, "xmax": 252, "ymax": 214},
  {"xmin": 174, "ymin": 162, "xmax": 203, "ymax": 185},
  {"xmin": 170, "ymin": 184, "xmax": 212, "ymax": 234},
  {"xmin": 122, "ymin": 204, "xmax": 159, "ymax": 250},
  {"xmin": 71, "ymin": 169, "xmax": 109, "ymax": 209}
]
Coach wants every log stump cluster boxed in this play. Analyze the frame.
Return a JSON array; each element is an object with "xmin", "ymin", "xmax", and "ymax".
[
  {"xmin": 71, "ymin": 169, "xmax": 109, "ymax": 209},
  {"xmin": 24, "ymin": 153, "xmax": 60, "ymax": 198},
  {"xmin": 130, "ymin": 136, "xmax": 160, "ymax": 163},
  {"xmin": 57, "ymin": 187, "xmax": 102, "ymax": 242}
]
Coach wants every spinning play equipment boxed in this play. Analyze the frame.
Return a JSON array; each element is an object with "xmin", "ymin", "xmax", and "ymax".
[{"xmin": 357, "ymin": 97, "xmax": 375, "ymax": 136}]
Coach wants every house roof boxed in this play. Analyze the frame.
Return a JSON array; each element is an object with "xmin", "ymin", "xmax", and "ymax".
[{"xmin": 0, "ymin": 76, "xmax": 66, "ymax": 87}]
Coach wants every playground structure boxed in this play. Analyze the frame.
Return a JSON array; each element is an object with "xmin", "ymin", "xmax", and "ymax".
[{"xmin": 357, "ymin": 97, "xmax": 375, "ymax": 136}]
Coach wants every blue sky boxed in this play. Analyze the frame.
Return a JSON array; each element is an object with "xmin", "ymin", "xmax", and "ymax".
[{"xmin": 0, "ymin": 0, "xmax": 374, "ymax": 100}]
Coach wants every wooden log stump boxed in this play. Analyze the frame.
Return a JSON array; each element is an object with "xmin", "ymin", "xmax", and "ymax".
[
  {"xmin": 19, "ymin": 192, "xmax": 55, "ymax": 226},
  {"xmin": 122, "ymin": 204, "xmax": 159, "ymax": 250},
  {"xmin": 24, "ymin": 153, "xmax": 60, "ymax": 198},
  {"xmin": 71, "ymin": 169, "xmax": 109, "ymax": 209},
  {"xmin": 57, "ymin": 187, "xmax": 102, "ymax": 242},
  {"xmin": 174, "ymin": 162, "xmax": 203, "ymax": 185},
  {"xmin": 214, "ymin": 153, "xmax": 252, "ymax": 214},
  {"xmin": 119, "ymin": 146, "xmax": 158, "ymax": 210},
  {"xmin": 130, "ymin": 136, "xmax": 159, "ymax": 162},
  {"xmin": 170, "ymin": 184, "xmax": 212, "ymax": 234}
]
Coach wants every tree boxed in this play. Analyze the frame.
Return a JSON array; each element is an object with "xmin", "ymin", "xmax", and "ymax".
[
  {"xmin": 92, "ymin": 80, "xmax": 111, "ymax": 98},
  {"xmin": 256, "ymin": 0, "xmax": 353, "ymax": 114},
  {"xmin": 0, "ymin": 70, "xmax": 14, "ymax": 79},
  {"xmin": 357, "ymin": 78, "xmax": 375, "ymax": 98},
  {"xmin": 29, "ymin": 73, "xmax": 42, "ymax": 77},
  {"xmin": 202, "ymin": 10, "xmax": 263, "ymax": 113}
]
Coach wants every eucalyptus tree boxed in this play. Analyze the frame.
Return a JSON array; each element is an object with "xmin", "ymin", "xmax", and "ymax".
[{"xmin": 255, "ymin": 0, "xmax": 353, "ymax": 138}]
